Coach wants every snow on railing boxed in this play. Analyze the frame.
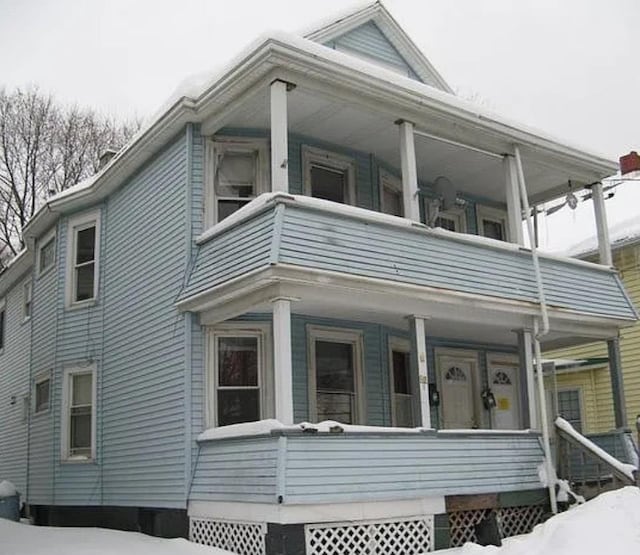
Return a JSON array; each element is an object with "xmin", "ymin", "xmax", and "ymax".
[{"xmin": 555, "ymin": 417, "xmax": 637, "ymax": 483}]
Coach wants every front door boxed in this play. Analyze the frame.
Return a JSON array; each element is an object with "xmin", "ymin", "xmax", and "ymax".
[
  {"xmin": 437, "ymin": 355, "xmax": 476, "ymax": 429},
  {"xmin": 489, "ymin": 363, "xmax": 521, "ymax": 430}
]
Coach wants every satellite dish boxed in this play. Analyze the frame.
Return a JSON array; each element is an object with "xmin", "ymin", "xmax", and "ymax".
[{"xmin": 433, "ymin": 176, "xmax": 458, "ymax": 211}]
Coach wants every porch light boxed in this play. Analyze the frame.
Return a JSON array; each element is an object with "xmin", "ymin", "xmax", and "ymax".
[{"xmin": 429, "ymin": 385, "xmax": 440, "ymax": 407}]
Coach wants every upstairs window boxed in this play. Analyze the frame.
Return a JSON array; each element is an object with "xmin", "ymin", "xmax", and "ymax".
[
  {"xmin": 23, "ymin": 280, "xmax": 32, "ymax": 321},
  {"xmin": 379, "ymin": 170, "xmax": 403, "ymax": 217},
  {"xmin": 206, "ymin": 138, "xmax": 268, "ymax": 226},
  {"xmin": 66, "ymin": 210, "xmax": 100, "ymax": 307},
  {"xmin": 37, "ymin": 228, "xmax": 56, "ymax": 277},
  {"xmin": 476, "ymin": 205, "xmax": 509, "ymax": 242},
  {"xmin": 303, "ymin": 146, "xmax": 356, "ymax": 205}
]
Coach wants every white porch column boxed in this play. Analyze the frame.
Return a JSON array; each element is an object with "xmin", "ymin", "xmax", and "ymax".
[
  {"xmin": 398, "ymin": 120, "xmax": 421, "ymax": 222},
  {"xmin": 504, "ymin": 155, "xmax": 524, "ymax": 246},
  {"xmin": 521, "ymin": 329, "xmax": 538, "ymax": 430},
  {"xmin": 272, "ymin": 297, "xmax": 294, "ymax": 424},
  {"xmin": 410, "ymin": 316, "xmax": 431, "ymax": 428},
  {"xmin": 270, "ymin": 80, "xmax": 289, "ymax": 193},
  {"xmin": 592, "ymin": 182, "xmax": 613, "ymax": 266}
]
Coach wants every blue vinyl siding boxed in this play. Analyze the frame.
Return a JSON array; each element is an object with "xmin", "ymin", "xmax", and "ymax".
[
  {"xmin": 325, "ymin": 22, "xmax": 422, "ymax": 82},
  {"xmin": 100, "ymin": 133, "xmax": 188, "ymax": 508},
  {"xmin": 0, "ymin": 273, "xmax": 31, "ymax": 496},
  {"xmin": 283, "ymin": 432, "xmax": 544, "ymax": 504},
  {"xmin": 191, "ymin": 431, "xmax": 544, "ymax": 505},
  {"xmin": 189, "ymin": 436, "xmax": 280, "ymax": 503}
]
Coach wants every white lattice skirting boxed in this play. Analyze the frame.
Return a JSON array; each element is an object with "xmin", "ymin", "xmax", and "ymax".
[
  {"xmin": 190, "ymin": 517, "xmax": 267, "ymax": 555},
  {"xmin": 448, "ymin": 505, "xmax": 546, "ymax": 547},
  {"xmin": 305, "ymin": 516, "xmax": 434, "ymax": 555}
]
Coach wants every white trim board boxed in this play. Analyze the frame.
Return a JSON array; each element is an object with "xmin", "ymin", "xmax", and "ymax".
[{"xmin": 188, "ymin": 496, "xmax": 446, "ymax": 524}]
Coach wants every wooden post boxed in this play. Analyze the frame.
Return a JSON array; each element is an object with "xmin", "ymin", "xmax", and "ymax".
[
  {"xmin": 607, "ymin": 338, "xmax": 627, "ymax": 429},
  {"xmin": 518, "ymin": 329, "xmax": 537, "ymax": 429},
  {"xmin": 504, "ymin": 156, "xmax": 524, "ymax": 245},
  {"xmin": 398, "ymin": 120, "xmax": 420, "ymax": 222},
  {"xmin": 270, "ymin": 80, "xmax": 289, "ymax": 193},
  {"xmin": 592, "ymin": 182, "xmax": 613, "ymax": 266},
  {"xmin": 410, "ymin": 316, "xmax": 431, "ymax": 428},
  {"xmin": 272, "ymin": 297, "xmax": 293, "ymax": 424}
]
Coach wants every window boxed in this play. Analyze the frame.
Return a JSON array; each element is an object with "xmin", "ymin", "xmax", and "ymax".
[
  {"xmin": 34, "ymin": 372, "xmax": 51, "ymax": 414},
  {"xmin": 476, "ymin": 205, "xmax": 509, "ymax": 242},
  {"xmin": 61, "ymin": 365, "xmax": 96, "ymax": 461},
  {"xmin": 206, "ymin": 138, "xmax": 269, "ymax": 226},
  {"xmin": 303, "ymin": 146, "xmax": 356, "ymax": 205},
  {"xmin": 207, "ymin": 324, "xmax": 271, "ymax": 427},
  {"xmin": 66, "ymin": 210, "xmax": 100, "ymax": 307},
  {"xmin": 425, "ymin": 198, "xmax": 467, "ymax": 232},
  {"xmin": 0, "ymin": 298, "xmax": 5, "ymax": 353},
  {"xmin": 23, "ymin": 280, "xmax": 32, "ymax": 321},
  {"xmin": 389, "ymin": 338, "xmax": 414, "ymax": 427},
  {"xmin": 379, "ymin": 170, "xmax": 403, "ymax": 216},
  {"xmin": 556, "ymin": 388, "xmax": 583, "ymax": 433},
  {"xmin": 308, "ymin": 326, "xmax": 364, "ymax": 424},
  {"xmin": 37, "ymin": 228, "xmax": 56, "ymax": 276}
]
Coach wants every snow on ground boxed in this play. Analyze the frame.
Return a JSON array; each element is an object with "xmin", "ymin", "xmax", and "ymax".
[
  {"xmin": 0, "ymin": 519, "xmax": 234, "ymax": 555},
  {"xmin": 437, "ymin": 487, "xmax": 640, "ymax": 555}
]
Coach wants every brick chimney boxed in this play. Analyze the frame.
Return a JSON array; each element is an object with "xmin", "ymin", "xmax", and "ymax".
[{"xmin": 619, "ymin": 151, "xmax": 640, "ymax": 176}]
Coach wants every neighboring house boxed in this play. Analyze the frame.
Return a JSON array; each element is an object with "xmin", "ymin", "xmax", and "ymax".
[
  {"xmin": 0, "ymin": 2, "xmax": 636, "ymax": 553},
  {"xmin": 544, "ymin": 215, "xmax": 640, "ymax": 444}
]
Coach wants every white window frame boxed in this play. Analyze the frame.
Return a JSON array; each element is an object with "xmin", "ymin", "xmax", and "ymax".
[
  {"xmin": 424, "ymin": 198, "xmax": 467, "ymax": 232},
  {"xmin": 0, "ymin": 297, "xmax": 5, "ymax": 355},
  {"xmin": 65, "ymin": 209, "xmax": 101, "ymax": 309},
  {"xmin": 33, "ymin": 370, "xmax": 52, "ymax": 415},
  {"xmin": 61, "ymin": 364, "xmax": 97, "ymax": 463},
  {"xmin": 302, "ymin": 146, "xmax": 356, "ymax": 205},
  {"xmin": 36, "ymin": 227, "xmax": 57, "ymax": 277},
  {"xmin": 204, "ymin": 137, "xmax": 269, "ymax": 228},
  {"xmin": 554, "ymin": 386, "xmax": 585, "ymax": 433},
  {"xmin": 388, "ymin": 336, "xmax": 414, "ymax": 427},
  {"xmin": 379, "ymin": 169, "xmax": 403, "ymax": 217},
  {"xmin": 476, "ymin": 205, "xmax": 509, "ymax": 242},
  {"xmin": 307, "ymin": 325, "xmax": 366, "ymax": 424},
  {"xmin": 22, "ymin": 279, "xmax": 32, "ymax": 322},
  {"xmin": 205, "ymin": 322, "xmax": 272, "ymax": 428}
]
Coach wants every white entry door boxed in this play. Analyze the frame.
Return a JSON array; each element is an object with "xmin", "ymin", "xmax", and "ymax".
[
  {"xmin": 489, "ymin": 364, "xmax": 521, "ymax": 430},
  {"xmin": 438, "ymin": 356, "xmax": 476, "ymax": 429}
]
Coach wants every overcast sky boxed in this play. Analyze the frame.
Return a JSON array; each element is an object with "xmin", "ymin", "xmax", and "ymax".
[{"xmin": 1, "ymin": 0, "xmax": 638, "ymax": 250}]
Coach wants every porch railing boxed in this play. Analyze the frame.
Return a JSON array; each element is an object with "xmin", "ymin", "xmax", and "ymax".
[{"xmin": 555, "ymin": 419, "xmax": 638, "ymax": 498}]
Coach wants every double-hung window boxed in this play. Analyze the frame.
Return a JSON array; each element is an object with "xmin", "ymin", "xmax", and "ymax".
[
  {"xmin": 379, "ymin": 169, "xmax": 403, "ymax": 216},
  {"xmin": 61, "ymin": 365, "xmax": 96, "ymax": 461},
  {"xmin": 476, "ymin": 205, "xmax": 509, "ymax": 242},
  {"xmin": 389, "ymin": 338, "xmax": 414, "ymax": 427},
  {"xmin": 23, "ymin": 280, "xmax": 32, "ymax": 321},
  {"xmin": 208, "ymin": 324, "xmax": 270, "ymax": 427},
  {"xmin": 206, "ymin": 138, "xmax": 268, "ymax": 226},
  {"xmin": 37, "ymin": 228, "xmax": 56, "ymax": 277},
  {"xmin": 34, "ymin": 371, "xmax": 51, "ymax": 414},
  {"xmin": 66, "ymin": 211, "xmax": 100, "ymax": 307},
  {"xmin": 303, "ymin": 146, "xmax": 356, "ymax": 205}
]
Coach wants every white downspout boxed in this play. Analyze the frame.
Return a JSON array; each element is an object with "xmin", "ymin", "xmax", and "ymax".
[{"xmin": 513, "ymin": 145, "xmax": 558, "ymax": 514}]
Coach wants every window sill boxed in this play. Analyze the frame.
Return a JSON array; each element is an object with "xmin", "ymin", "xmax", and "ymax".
[
  {"xmin": 21, "ymin": 317, "xmax": 31, "ymax": 326},
  {"xmin": 65, "ymin": 298, "xmax": 98, "ymax": 311},
  {"xmin": 61, "ymin": 455, "xmax": 96, "ymax": 465},
  {"xmin": 33, "ymin": 408, "xmax": 51, "ymax": 418}
]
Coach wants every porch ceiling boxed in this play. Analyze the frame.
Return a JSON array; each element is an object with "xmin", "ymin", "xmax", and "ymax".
[{"xmin": 217, "ymin": 83, "xmax": 605, "ymax": 204}]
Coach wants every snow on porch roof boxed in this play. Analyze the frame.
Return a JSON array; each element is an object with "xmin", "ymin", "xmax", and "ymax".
[{"xmin": 564, "ymin": 213, "xmax": 640, "ymax": 259}]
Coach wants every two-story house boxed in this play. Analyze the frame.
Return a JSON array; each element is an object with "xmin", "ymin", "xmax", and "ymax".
[{"xmin": 0, "ymin": 2, "xmax": 636, "ymax": 553}]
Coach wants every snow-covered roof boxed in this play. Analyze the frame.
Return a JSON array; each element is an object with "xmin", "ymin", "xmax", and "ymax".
[{"xmin": 565, "ymin": 214, "xmax": 640, "ymax": 258}]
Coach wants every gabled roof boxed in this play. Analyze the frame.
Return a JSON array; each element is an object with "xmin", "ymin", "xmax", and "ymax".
[{"xmin": 303, "ymin": 1, "xmax": 453, "ymax": 92}]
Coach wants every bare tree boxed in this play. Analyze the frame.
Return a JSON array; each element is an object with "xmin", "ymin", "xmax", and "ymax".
[{"xmin": 0, "ymin": 86, "xmax": 140, "ymax": 265}]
